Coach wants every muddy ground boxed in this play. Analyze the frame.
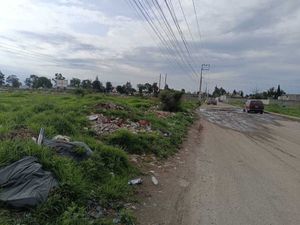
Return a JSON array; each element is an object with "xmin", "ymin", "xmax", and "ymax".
[{"xmin": 134, "ymin": 103, "xmax": 300, "ymax": 225}]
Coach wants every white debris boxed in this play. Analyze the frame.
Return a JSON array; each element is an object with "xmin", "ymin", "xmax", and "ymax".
[{"xmin": 151, "ymin": 176, "xmax": 159, "ymax": 185}]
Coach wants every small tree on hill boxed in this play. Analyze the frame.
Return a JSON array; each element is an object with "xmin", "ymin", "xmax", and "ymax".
[{"xmin": 0, "ymin": 71, "xmax": 5, "ymax": 86}]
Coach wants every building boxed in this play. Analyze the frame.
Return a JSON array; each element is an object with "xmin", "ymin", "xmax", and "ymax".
[
  {"xmin": 55, "ymin": 79, "xmax": 68, "ymax": 89},
  {"xmin": 278, "ymin": 94, "xmax": 300, "ymax": 101}
]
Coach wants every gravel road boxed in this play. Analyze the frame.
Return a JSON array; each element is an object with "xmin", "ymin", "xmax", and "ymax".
[{"xmin": 135, "ymin": 103, "xmax": 300, "ymax": 225}]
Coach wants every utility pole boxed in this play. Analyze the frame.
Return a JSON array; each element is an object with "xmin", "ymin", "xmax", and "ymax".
[
  {"xmin": 164, "ymin": 73, "xmax": 167, "ymax": 88},
  {"xmin": 205, "ymin": 82, "xmax": 208, "ymax": 99},
  {"xmin": 199, "ymin": 64, "xmax": 210, "ymax": 99},
  {"xmin": 158, "ymin": 73, "xmax": 161, "ymax": 90}
]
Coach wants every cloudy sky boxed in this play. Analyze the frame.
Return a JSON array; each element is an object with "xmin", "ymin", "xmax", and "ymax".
[{"xmin": 0, "ymin": 0, "xmax": 299, "ymax": 93}]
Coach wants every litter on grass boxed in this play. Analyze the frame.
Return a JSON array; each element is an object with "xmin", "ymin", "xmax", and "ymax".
[
  {"xmin": 151, "ymin": 176, "xmax": 159, "ymax": 185},
  {"xmin": 0, "ymin": 156, "xmax": 58, "ymax": 208},
  {"xmin": 36, "ymin": 128, "xmax": 93, "ymax": 161},
  {"xmin": 128, "ymin": 178, "xmax": 143, "ymax": 185}
]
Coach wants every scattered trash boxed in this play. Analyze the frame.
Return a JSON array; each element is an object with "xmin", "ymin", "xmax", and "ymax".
[
  {"xmin": 87, "ymin": 115, "xmax": 99, "ymax": 121},
  {"xmin": 53, "ymin": 135, "xmax": 71, "ymax": 142},
  {"xmin": 128, "ymin": 178, "xmax": 143, "ymax": 185},
  {"xmin": 43, "ymin": 140, "xmax": 93, "ymax": 161},
  {"xmin": 151, "ymin": 176, "xmax": 159, "ymax": 185},
  {"xmin": 87, "ymin": 201, "xmax": 105, "ymax": 219},
  {"xmin": 35, "ymin": 128, "xmax": 93, "ymax": 161},
  {"xmin": 0, "ymin": 156, "xmax": 58, "ymax": 208},
  {"xmin": 37, "ymin": 127, "xmax": 44, "ymax": 145}
]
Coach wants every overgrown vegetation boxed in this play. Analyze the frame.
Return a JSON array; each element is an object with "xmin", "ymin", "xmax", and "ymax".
[
  {"xmin": 159, "ymin": 90, "xmax": 184, "ymax": 112},
  {"xmin": 0, "ymin": 90, "xmax": 198, "ymax": 224}
]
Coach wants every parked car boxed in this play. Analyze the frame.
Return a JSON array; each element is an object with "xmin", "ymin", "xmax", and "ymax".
[
  {"xmin": 244, "ymin": 100, "xmax": 264, "ymax": 113},
  {"xmin": 207, "ymin": 98, "xmax": 217, "ymax": 105}
]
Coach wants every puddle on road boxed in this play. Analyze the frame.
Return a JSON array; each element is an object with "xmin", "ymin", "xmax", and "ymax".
[{"xmin": 199, "ymin": 108, "xmax": 283, "ymax": 133}]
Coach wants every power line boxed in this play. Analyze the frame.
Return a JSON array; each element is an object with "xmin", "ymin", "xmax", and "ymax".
[
  {"xmin": 128, "ymin": 0, "xmax": 198, "ymax": 83},
  {"xmin": 150, "ymin": 0, "xmax": 199, "ymax": 79}
]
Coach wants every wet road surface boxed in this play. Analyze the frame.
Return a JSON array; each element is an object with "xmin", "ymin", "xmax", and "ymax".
[{"xmin": 135, "ymin": 103, "xmax": 300, "ymax": 225}]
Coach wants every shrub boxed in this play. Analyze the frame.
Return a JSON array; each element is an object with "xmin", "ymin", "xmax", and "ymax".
[
  {"xmin": 73, "ymin": 88, "xmax": 85, "ymax": 97},
  {"xmin": 159, "ymin": 90, "xmax": 184, "ymax": 112},
  {"xmin": 60, "ymin": 203, "xmax": 88, "ymax": 225}
]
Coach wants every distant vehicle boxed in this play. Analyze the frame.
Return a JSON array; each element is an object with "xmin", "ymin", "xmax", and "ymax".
[
  {"xmin": 244, "ymin": 100, "xmax": 264, "ymax": 114},
  {"xmin": 207, "ymin": 98, "xmax": 217, "ymax": 105}
]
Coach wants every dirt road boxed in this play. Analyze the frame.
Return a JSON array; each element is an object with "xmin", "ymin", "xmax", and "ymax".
[{"xmin": 135, "ymin": 103, "xmax": 300, "ymax": 225}]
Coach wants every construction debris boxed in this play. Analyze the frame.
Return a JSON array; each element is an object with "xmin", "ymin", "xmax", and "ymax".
[
  {"xmin": 95, "ymin": 102, "xmax": 124, "ymax": 111},
  {"xmin": 88, "ymin": 114, "xmax": 152, "ymax": 135},
  {"xmin": 152, "ymin": 110, "xmax": 175, "ymax": 118}
]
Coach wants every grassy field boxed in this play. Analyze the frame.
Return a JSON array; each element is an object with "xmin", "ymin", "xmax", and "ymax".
[
  {"xmin": 0, "ymin": 90, "xmax": 198, "ymax": 225},
  {"xmin": 265, "ymin": 104, "xmax": 300, "ymax": 118}
]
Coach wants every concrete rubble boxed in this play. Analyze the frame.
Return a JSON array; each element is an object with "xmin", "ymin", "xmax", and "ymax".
[{"xmin": 88, "ymin": 113, "xmax": 152, "ymax": 136}]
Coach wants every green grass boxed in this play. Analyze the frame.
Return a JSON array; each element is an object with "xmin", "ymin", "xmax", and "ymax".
[
  {"xmin": 265, "ymin": 104, "xmax": 300, "ymax": 118},
  {"xmin": 0, "ymin": 90, "xmax": 198, "ymax": 225}
]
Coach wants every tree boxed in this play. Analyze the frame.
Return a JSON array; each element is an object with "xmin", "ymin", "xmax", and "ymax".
[
  {"xmin": 25, "ymin": 75, "xmax": 38, "ymax": 88},
  {"xmin": 159, "ymin": 90, "xmax": 184, "ymax": 112},
  {"xmin": 6, "ymin": 75, "xmax": 21, "ymax": 88},
  {"xmin": 233, "ymin": 90, "xmax": 237, "ymax": 96},
  {"xmin": 54, "ymin": 73, "xmax": 65, "ymax": 80},
  {"xmin": 144, "ymin": 83, "xmax": 153, "ymax": 94},
  {"xmin": 34, "ymin": 77, "xmax": 52, "ymax": 88},
  {"xmin": 53, "ymin": 73, "xmax": 65, "ymax": 86},
  {"xmin": 137, "ymin": 84, "xmax": 146, "ymax": 95},
  {"xmin": 92, "ymin": 76, "xmax": 104, "ymax": 92},
  {"xmin": 105, "ymin": 82, "xmax": 113, "ymax": 93},
  {"xmin": 81, "ymin": 80, "xmax": 92, "ymax": 89},
  {"xmin": 275, "ymin": 85, "xmax": 285, "ymax": 99},
  {"xmin": 213, "ymin": 86, "xmax": 226, "ymax": 97},
  {"xmin": 70, "ymin": 78, "xmax": 81, "ymax": 88},
  {"xmin": 0, "ymin": 70, "xmax": 5, "ymax": 86},
  {"xmin": 153, "ymin": 83, "xmax": 159, "ymax": 97},
  {"xmin": 240, "ymin": 91, "xmax": 244, "ymax": 98},
  {"xmin": 124, "ymin": 82, "xmax": 134, "ymax": 95},
  {"xmin": 116, "ymin": 85, "xmax": 125, "ymax": 94}
]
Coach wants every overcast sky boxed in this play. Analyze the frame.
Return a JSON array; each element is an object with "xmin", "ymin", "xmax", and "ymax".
[{"xmin": 0, "ymin": 0, "xmax": 299, "ymax": 93}]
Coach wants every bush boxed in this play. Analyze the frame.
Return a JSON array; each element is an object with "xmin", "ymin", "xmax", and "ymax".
[
  {"xmin": 73, "ymin": 88, "xmax": 85, "ymax": 97},
  {"xmin": 159, "ymin": 90, "xmax": 184, "ymax": 112}
]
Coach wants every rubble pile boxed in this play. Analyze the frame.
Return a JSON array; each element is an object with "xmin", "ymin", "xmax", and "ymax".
[
  {"xmin": 88, "ymin": 114, "xmax": 152, "ymax": 135},
  {"xmin": 95, "ymin": 102, "xmax": 124, "ymax": 111}
]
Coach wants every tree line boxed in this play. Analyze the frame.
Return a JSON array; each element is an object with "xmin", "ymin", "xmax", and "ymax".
[
  {"xmin": 0, "ymin": 70, "xmax": 169, "ymax": 96},
  {"xmin": 210, "ymin": 85, "xmax": 285, "ymax": 99}
]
